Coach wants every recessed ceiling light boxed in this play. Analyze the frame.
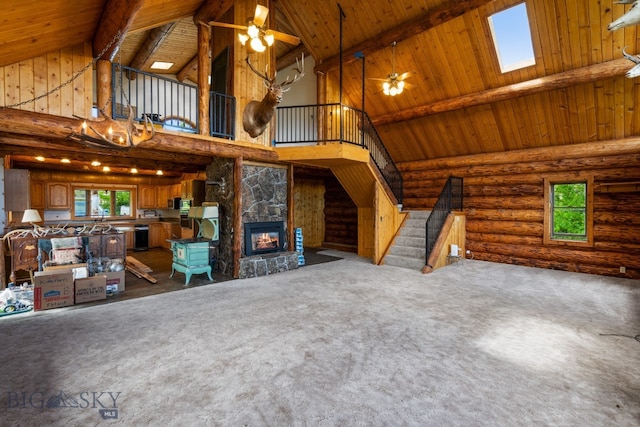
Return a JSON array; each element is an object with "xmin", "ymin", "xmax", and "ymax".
[
  {"xmin": 130, "ymin": 168, "xmax": 138, "ymax": 174},
  {"xmin": 151, "ymin": 61, "xmax": 174, "ymax": 70},
  {"xmin": 156, "ymin": 170, "xmax": 163, "ymax": 176},
  {"xmin": 91, "ymin": 160, "xmax": 101, "ymax": 167},
  {"xmin": 61, "ymin": 158, "xmax": 70, "ymax": 163},
  {"xmin": 102, "ymin": 166, "xmax": 110, "ymax": 172},
  {"xmin": 35, "ymin": 156, "xmax": 45, "ymax": 161}
]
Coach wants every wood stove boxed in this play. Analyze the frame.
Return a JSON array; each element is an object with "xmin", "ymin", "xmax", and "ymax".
[{"xmin": 244, "ymin": 221, "xmax": 285, "ymax": 256}]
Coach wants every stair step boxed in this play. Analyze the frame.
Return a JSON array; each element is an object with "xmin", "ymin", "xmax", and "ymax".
[
  {"xmin": 394, "ymin": 236, "xmax": 424, "ymax": 248},
  {"xmin": 389, "ymin": 245, "xmax": 423, "ymax": 258},
  {"xmin": 383, "ymin": 254, "xmax": 425, "ymax": 270}
]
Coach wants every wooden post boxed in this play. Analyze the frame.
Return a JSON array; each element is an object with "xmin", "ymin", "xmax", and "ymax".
[
  {"xmin": 197, "ymin": 23, "xmax": 211, "ymax": 136},
  {"xmin": 96, "ymin": 59, "xmax": 112, "ymax": 116}
]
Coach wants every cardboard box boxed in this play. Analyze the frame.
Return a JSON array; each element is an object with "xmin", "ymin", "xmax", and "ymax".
[
  {"xmin": 34, "ymin": 270, "xmax": 74, "ymax": 311},
  {"xmin": 75, "ymin": 275, "xmax": 107, "ymax": 304},
  {"xmin": 104, "ymin": 271, "xmax": 125, "ymax": 294}
]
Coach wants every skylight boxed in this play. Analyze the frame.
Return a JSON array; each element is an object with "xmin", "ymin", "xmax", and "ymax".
[{"xmin": 488, "ymin": 3, "xmax": 535, "ymax": 73}]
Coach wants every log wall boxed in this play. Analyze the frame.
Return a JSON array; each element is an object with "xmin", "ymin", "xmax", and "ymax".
[
  {"xmin": 397, "ymin": 139, "xmax": 640, "ymax": 279},
  {"xmin": 0, "ymin": 43, "xmax": 93, "ymax": 118}
]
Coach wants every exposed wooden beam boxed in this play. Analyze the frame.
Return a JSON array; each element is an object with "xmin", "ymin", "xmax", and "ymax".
[
  {"xmin": 93, "ymin": 0, "xmax": 145, "ymax": 60},
  {"xmin": 127, "ymin": 22, "xmax": 178, "ymax": 79},
  {"xmin": 315, "ymin": 0, "xmax": 495, "ymax": 74},
  {"xmin": 0, "ymin": 108, "xmax": 278, "ymax": 163},
  {"xmin": 276, "ymin": 45, "xmax": 308, "ymax": 71},
  {"xmin": 177, "ymin": 55, "xmax": 199, "ymax": 82},
  {"xmin": 372, "ymin": 58, "xmax": 634, "ymax": 127},
  {"xmin": 193, "ymin": 0, "xmax": 237, "ymax": 26}
]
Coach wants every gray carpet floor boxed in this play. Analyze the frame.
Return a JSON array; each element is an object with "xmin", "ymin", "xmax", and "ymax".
[{"xmin": 1, "ymin": 252, "xmax": 639, "ymax": 426}]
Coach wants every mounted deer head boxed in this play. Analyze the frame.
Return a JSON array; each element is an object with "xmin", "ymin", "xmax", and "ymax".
[
  {"xmin": 73, "ymin": 104, "xmax": 155, "ymax": 148},
  {"xmin": 622, "ymin": 47, "xmax": 640, "ymax": 78},
  {"xmin": 608, "ymin": 1, "xmax": 640, "ymax": 31},
  {"xmin": 243, "ymin": 54, "xmax": 304, "ymax": 138}
]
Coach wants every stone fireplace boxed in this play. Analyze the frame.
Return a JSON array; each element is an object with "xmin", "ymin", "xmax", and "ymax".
[{"xmin": 244, "ymin": 221, "xmax": 285, "ymax": 256}]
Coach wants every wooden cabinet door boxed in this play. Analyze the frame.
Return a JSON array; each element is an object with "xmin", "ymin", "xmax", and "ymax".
[
  {"xmin": 124, "ymin": 230, "xmax": 134, "ymax": 250},
  {"xmin": 138, "ymin": 185, "xmax": 156, "ymax": 209},
  {"xmin": 102, "ymin": 233, "xmax": 126, "ymax": 260},
  {"xmin": 148, "ymin": 223, "xmax": 164, "ymax": 248},
  {"xmin": 5, "ymin": 169, "xmax": 30, "ymax": 211},
  {"xmin": 30, "ymin": 180, "xmax": 46, "ymax": 210},
  {"xmin": 171, "ymin": 183, "xmax": 182, "ymax": 198},
  {"xmin": 156, "ymin": 185, "xmax": 169, "ymax": 209},
  {"xmin": 10, "ymin": 237, "xmax": 39, "ymax": 273},
  {"xmin": 46, "ymin": 183, "xmax": 70, "ymax": 209}
]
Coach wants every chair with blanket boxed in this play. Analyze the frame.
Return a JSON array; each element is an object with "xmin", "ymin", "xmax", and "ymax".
[{"xmin": 37, "ymin": 236, "xmax": 89, "ymax": 271}]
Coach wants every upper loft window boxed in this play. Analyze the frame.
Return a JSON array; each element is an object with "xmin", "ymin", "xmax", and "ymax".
[{"xmin": 488, "ymin": 3, "xmax": 535, "ymax": 73}]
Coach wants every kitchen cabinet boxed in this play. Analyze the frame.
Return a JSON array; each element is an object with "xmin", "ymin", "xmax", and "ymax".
[
  {"xmin": 156, "ymin": 185, "xmax": 169, "ymax": 209},
  {"xmin": 138, "ymin": 185, "xmax": 156, "ymax": 209},
  {"xmin": 162, "ymin": 223, "xmax": 180, "ymax": 249},
  {"xmin": 181, "ymin": 179, "xmax": 205, "ymax": 202},
  {"xmin": 46, "ymin": 182, "xmax": 71, "ymax": 209},
  {"xmin": 5, "ymin": 169, "xmax": 30, "ymax": 211},
  {"xmin": 149, "ymin": 223, "xmax": 164, "ymax": 248},
  {"xmin": 171, "ymin": 183, "xmax": 182, "ymax": 198},
  {"xmin": 30, "ymin": 180, "xmax": 46, "ymax": 210},
  {"xmin": 124, "ymin": 230, "xmax": 134, "ymax": 250}
]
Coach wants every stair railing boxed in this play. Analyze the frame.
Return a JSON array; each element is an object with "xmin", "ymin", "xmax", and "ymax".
[{"xmin": 425, "ymin": 176, "xmax": 463, "ymax": 267}]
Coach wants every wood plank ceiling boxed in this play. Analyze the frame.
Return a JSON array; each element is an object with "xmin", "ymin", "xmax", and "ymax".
[{"xmin": 1, "ymin": 0, "xmax": 639, "ymax": 173}]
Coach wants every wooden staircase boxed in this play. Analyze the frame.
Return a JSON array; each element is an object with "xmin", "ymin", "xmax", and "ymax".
[{"xmin": 382, "ymin": 210, "xmax": 430, "ymax": 270}]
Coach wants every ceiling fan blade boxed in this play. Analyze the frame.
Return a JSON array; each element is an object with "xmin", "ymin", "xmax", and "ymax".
[
  {"xmin": 209, "ymin": 22, "xmax": 249, "ymax": 31},
  {"xmin": 254, "ymin": 5, "xmax": 269, "ymax": 27},
  {"xmin": 266, "ymin": 30, "xmax": 301, "ymax": 46},
  {"xmin": 397, "ymin": 71, "xmax": 413, "ymax": 81}
]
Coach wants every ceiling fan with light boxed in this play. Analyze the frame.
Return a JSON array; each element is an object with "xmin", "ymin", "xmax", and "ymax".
[
  {"xmin": 371, "ymin": 41, "xmax": 412, "ymax": 96},
  {"xmin": 209, "ymin": 4, "xmax": 300, "ymax": 53}
]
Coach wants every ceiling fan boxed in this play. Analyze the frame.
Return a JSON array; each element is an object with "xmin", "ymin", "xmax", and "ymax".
[
  {"xmin": 370, "ymin": 41, "xmax": 412, "ymax": 96},
  {"xmin": 209, "ymin": 5, "xmax": 300, "ymax": 52}
]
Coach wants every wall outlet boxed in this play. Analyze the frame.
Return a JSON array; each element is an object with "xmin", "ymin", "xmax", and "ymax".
[{"xmin": 620, "ymin": 266, "xmax": 626, "ymax": 274}]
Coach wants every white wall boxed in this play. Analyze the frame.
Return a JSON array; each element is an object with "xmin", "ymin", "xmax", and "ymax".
[{"xmin": 278, "ymin": 55, "xmax": 317, "ymax": 107}]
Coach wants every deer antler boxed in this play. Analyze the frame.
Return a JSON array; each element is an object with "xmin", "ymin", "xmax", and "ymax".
[
  {"xmin": 246, "ymin": 56, "xmax": 275, "ymax": 85},
  {"xmin": 127, "ymin": 105, "xmax": 155, "ymax": 146},
  {"xmin": 72, "ymin": 104, "xmax": 154, "ymax": 148},
  {"xmin": 281, "ymin": 54, "xmax": 305, "ymax": 92}
]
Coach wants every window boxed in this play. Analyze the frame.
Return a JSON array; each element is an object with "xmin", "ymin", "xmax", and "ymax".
[
  {"xmin": 543, "ymin": 176, "xmax": 593, "ymax": 246},
  {"xmin": 488, "ymin": 2, "xmax": 535, "ymax": 73},
  {"xmin": 73, "ymin": 187, "xmax": 134, "ymax": 219}
]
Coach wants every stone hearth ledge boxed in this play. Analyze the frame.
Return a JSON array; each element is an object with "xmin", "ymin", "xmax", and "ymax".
[{"xmin": 238, "ymin": 251, "xmax": 299, "ymax": 279}]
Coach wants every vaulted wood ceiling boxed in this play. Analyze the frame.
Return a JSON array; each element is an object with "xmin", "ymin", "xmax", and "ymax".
[{"xmin": 1, "ymin": 0, "xmax": 639, "ymax": 175}]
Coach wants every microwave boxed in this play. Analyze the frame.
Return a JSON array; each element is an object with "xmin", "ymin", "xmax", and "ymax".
[{"xmin": 168, "ymin": 197, "xmax": 181, "ymax": 210}]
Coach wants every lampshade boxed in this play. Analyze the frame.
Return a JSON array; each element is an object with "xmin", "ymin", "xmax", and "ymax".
[{"xmin": 22, "ymin": 209, "xmax": 42, "ymax": 223}]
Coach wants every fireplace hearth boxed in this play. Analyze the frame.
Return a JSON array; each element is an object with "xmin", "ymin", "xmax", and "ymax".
[{"xmin": 244, "ymin": 221, "xmax": 285, "ymax": 256}]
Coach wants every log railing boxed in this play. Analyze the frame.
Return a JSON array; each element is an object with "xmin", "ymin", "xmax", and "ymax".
[
  {"xmin": 112, "ymin": 64, "xmax": 235, "ymax": 139},
  {"xmin": 275, "ymin": 103, "xmax": 403, "ymax": 204},
  {"xmin": 425, "ymin": 176, "xmax": 463, "ymax": 266}
]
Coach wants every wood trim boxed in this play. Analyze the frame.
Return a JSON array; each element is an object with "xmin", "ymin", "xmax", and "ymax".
[{"xmin": 543, "ymin": 175, "xmax": 594, "ymax": 247}]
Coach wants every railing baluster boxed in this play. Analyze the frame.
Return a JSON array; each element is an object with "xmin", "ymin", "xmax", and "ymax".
[{"xmin": 424, "ymin": 176, "xmax": 464, "ymax": 266}]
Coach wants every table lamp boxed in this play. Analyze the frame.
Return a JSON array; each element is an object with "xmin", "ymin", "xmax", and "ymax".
[{"xmin": 22, "ymin": 209, "xmax": 42, "ymax": 232}]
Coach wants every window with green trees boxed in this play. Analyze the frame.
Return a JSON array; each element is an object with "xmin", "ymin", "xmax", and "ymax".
[
  {"xmin": 72, "ymin": 187, "xmax": 134, "ymax": 219},
  {"xmin": 544, "ymin": 176, "xmax": 593, "ymax": 246}
]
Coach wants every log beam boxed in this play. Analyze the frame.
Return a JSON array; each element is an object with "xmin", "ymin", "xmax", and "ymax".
[
  {"xmin": 315, "ymin": 0, "xmax": 494, "ymax": 74},
  {"xmin": 0, "ymin": 108, "xmax": 278, "ymax": 163},
  {"xmin": 127, "ymin": 22, "xmax": 177, "ymax": 79},
  {"xmin": 193, "ymin": 0, "xmax": 236, "ymax": 26},
  {"xmin": 197, "ymin": 23, "xmax": 211, "ymax": 136},
  {"xmin": 374, "ymin": 58, "xmax": 634, "ymax": 127},
  {"xmin": 93, "ymin": 0, "xmax": 144, "ymax": 60}
]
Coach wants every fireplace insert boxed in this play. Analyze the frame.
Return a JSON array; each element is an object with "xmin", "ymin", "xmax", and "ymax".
[{"xmin": 244, "ymin": 221, "xmax": 285, "ymax": 256}]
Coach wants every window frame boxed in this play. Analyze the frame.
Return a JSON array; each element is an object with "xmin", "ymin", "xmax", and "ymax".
[
  {"xmin": 71, "ymin": 184, "xmax": 137, "ymax": 220},
  {"xmin": 487, "ymin": 2, "xmax": 536, "ymax": 73},
  {"xmin": 543, "ymin": 175, "xmax": 594, "ymax": 247}
]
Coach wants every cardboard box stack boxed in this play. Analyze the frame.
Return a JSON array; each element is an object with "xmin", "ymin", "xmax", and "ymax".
[{"xmin": 34, "ymin": 270, "xmax": 74, "ymax": 311}]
